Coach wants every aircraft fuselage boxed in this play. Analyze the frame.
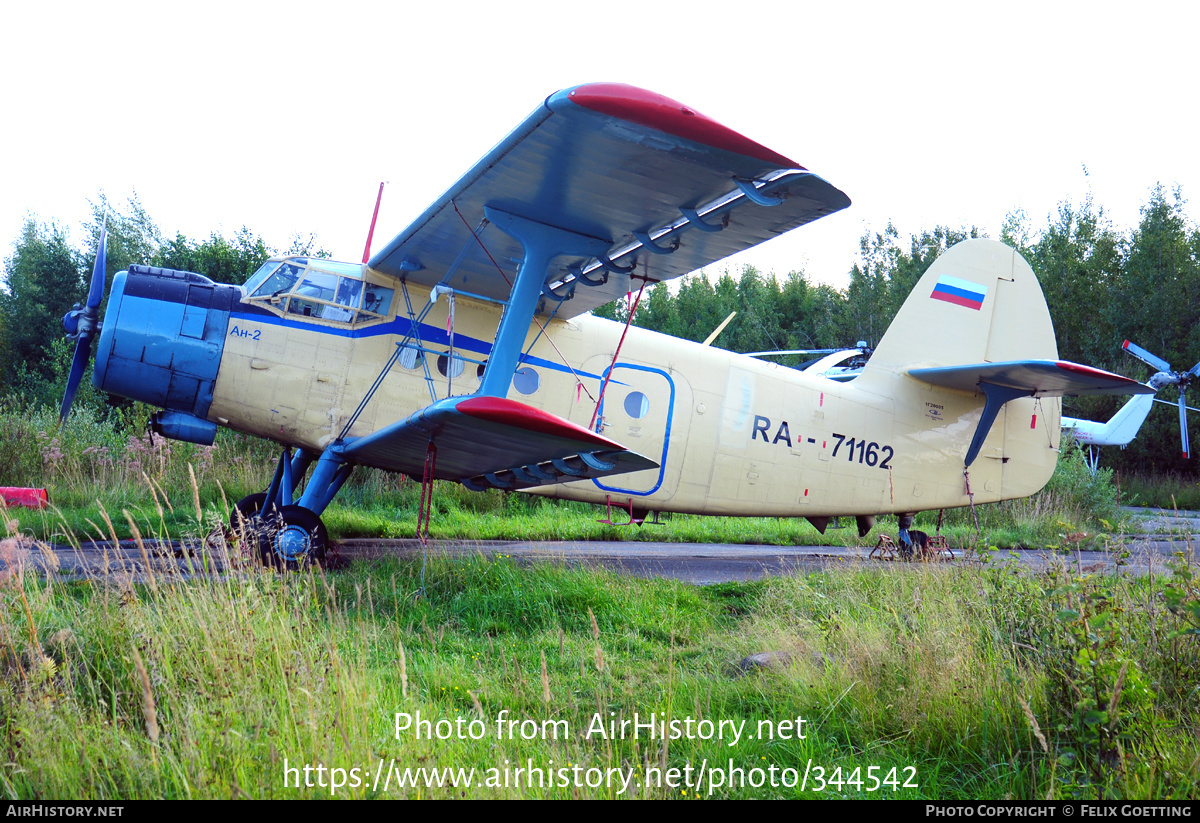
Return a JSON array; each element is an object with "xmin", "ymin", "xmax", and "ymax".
[
  {"xmin": 190, "ymin": 264, "xmax": 1058, "ymax": 519},
  {"xmin": 93, "ymin": 252, "xmax": 1064, "ymax": 523}
]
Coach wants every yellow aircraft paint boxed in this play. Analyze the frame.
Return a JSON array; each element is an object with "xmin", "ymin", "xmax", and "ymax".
[{"xmin": 207, "ymin": 238, "xmax": 1062, "ymax": 520}]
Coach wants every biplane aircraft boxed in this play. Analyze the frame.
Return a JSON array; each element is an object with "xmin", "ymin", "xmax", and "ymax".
[{"xmin": 60, "ymin": 83, "xmax": 1152, "ymax": 567}]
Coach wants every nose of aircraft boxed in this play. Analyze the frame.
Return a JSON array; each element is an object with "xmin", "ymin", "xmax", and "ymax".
[{"xmin": 90, "ymin": 265, "xmax": 239, "ymax": 423}]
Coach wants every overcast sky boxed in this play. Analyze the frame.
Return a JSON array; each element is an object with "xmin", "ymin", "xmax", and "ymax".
[{"xmin": 2, "ymin": 1, "xmax": 1196, "ymax": 290}]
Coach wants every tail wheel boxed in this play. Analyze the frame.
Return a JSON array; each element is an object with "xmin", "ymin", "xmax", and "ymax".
[{"xmin": 259, "ymin": 505, "xmax": 328, "ymax": 571}]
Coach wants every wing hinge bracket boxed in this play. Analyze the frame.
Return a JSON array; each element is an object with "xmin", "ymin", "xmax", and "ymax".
[
  {"xmin": 460, "ymin": 449, "xmax": 627, "ymax": 491},
  {"xmin": 632, "ymin": 230, "xmax": 680, "ymax": 255},
  {"xmin": 567, "ymin": 264, "xmax": 608, "ymax": 287},
  {"xmin": 733, "ymin": 176, "xmax": 786, "ymax": 206},
  {"xmin": 680, "ymin": 207, "xmax": 728, "ymax": 233}
]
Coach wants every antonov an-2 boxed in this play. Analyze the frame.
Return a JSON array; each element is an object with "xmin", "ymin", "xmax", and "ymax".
[{"xmin": 60, "ymin": 83, "xmax": 1150, "ymax": 566}]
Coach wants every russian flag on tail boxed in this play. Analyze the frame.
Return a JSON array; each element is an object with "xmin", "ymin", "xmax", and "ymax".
[{"xmin": 930, "ymin": 275, "xmax": 987, "ymax": 310}]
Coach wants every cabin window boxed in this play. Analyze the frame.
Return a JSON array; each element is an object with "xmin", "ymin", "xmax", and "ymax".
[
  {"xmin": 437, "ymin": 352, "xmax": 465, "ymax": 379},
  {"xmin": 398, "ymin": 343, "xmax": 422, "ymax": 370},
  {"xmin": 513, "ymin": 367, "xmax": 540, "ymax": 395},
  {"xmin": 624, "ymin": 391, "xmax": 650, "ymax": 419}
]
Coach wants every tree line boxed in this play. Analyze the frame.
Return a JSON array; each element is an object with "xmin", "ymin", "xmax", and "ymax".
[{"xmin": 4, "ymin": 187, "xmax": 1199, "ymax": 475}]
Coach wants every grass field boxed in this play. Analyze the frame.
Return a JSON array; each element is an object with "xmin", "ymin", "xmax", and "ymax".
[{"xmin": 1, "ymin": 518, "xmax": 1198, "ymax": 799}]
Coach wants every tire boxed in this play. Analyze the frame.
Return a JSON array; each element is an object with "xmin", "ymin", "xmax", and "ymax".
[
  {"xmin": 230, "ymin": 492, "xmax": 267, "ymax": 530},
  {"xmin": 258, "ymin": 505, "xmax": 328, "ymax": 571}
]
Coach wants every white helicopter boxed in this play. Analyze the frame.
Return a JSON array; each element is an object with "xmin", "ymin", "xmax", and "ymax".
[
  {"xmin": 746, "ymin": 342, "xmax": 872, "ymax": 382},
  {"xmin": 1041, "ymin": 339, "xmax": 1198, "ymax": 472}
]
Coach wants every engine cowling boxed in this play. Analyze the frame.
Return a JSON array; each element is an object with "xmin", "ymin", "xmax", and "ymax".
[{"xmin": 93, "ymin": 265, "xmax": 238, "ymax": 420}]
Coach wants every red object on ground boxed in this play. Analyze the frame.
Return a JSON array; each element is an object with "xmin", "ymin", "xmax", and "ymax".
[{"xmin": 0, "ymin": 488, "xmax": 48, "ymax": 509}]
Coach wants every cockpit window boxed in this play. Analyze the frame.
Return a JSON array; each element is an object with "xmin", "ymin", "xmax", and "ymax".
[
  {"xmin": 335, "ymin": 278, "xmax": 363, "ymax": 308},
  {"xmin": 251, "ymin": 263, "xmax": 303, "ymax": 298},
  {"xmin": 244, "ymin": 257, "xmax": 392, "ymax": 326},
  {"xmin": 362, "ymin": 286, "xmax": 393, "ymax": 317},
  {"xmin": 242, "ymin": 260, "xmax": 282, "ymax": 294},
  {"xmin": 295, "ymin": 271, "xmax": 338, "ymax": 302}
]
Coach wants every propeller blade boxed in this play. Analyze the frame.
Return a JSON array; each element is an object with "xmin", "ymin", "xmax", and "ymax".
[
  {"xmin": 1181, "ymin": 392, "xmax": 1191, "ymax": 459},
  {"xmin": 86, "ymin": 228, "xmax": 107, "ymax": 308},
  {"xmin": 1187, "ymin": 360, "xmax": 1200, "ymax": 379},
  {"xmin": 1122, "ymin": 340, "xmax": 1172, "ymax": 373},
  {"xmin": 60, "ymin": 228, "xmax": 107, "ymax": 425},
  {"xmin": 59, "ymin": 335, "xmax": 93, "ymax": 425}
]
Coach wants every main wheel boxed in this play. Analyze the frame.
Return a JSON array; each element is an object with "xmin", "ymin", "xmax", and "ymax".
[{"xmin": 258, "ymin": 504, "xmax": 328, "ymax": 571}]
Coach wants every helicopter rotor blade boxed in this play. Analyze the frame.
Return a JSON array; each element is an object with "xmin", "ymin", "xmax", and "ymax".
[
  {"xmin": 1181, "ymin": 392, "xmax": 1191, "ymax": 459},
  {"xmin": 1122, "ymin": 339, "xmax": 1172, "ymax": 373}
]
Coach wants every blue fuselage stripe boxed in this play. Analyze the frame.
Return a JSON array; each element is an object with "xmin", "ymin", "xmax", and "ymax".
[{"xmin": 228, "ymin": 310, "xmax": 610, "ymax": 384}]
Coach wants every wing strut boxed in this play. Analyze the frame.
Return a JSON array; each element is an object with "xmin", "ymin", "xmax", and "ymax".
[
  {"xmin": 964, "ymin": 383, "xmax": 1030, "ymax": 466},
  {"xmin": 590, "ymin": 278, "xmax": 649, "ymax": 430},
  {"xmin": 477, "ymin": 207, "xmax": 612, "ymax": 398}
]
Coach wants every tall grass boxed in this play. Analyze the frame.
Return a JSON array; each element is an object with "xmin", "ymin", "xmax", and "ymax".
[
  {"xmin": 0, "ymin": 508, "xmax": 1197, "ymax": 799},
  {"xmin": 1118, "ymin": 473, "xmax": 1200, "ymax": 511}
]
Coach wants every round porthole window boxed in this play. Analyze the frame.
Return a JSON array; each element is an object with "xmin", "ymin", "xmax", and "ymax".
[
  {"xmin": 399, "ymin": 343, "xmax": 422, "ymax": 370},
  {"xmin": 437, "ymin": 352, "xmax": 465, "ymax": 378},
  {"xmin": 513, "ymin": 366, "xmax": 540, "ymax": 395},
  {"xmin": 624, "ymin": 390, "xmax": 650, "ymax": 419}
]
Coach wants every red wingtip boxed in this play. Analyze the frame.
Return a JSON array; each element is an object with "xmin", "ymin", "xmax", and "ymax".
[
  {"xmin": 457, "ymin": 396, "xmax": 624, "ymax": 450},
  {"xmin": 565, "ymin": 83, "xmax": 801, "ymax": 170},
  {"xmin": 1056, "ymin": 361, "xmax": 1133, "ymax": 382}
]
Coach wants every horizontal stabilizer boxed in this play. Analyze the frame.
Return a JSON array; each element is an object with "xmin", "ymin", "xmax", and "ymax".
[
  {"xmin": 909, "ymin": 360, "xmax": 1155, "ymax": 397},
  {"xmin": 910, "ymin": 360, "xmax": 1152, "ymax": 466},
  {"xmin": 340, "ymin": 396, "xmax": 657, "ymax": 488}
]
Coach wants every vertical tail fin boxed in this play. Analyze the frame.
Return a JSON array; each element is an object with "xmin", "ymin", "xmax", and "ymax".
[
  {"xmin": 1064, "ymin": 393, "xmax": 1155, "ymax": 447},
  {"xmin": 859, "ymin": 239, "xmax": 1057, "ymax": 384}
]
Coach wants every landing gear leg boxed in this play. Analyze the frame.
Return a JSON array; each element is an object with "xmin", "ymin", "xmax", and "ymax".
[
  {"xmin": 233, "ymin": 446, "xmax": 352, "ymax": 570},
  {"xmin": 897, "ymin": 513, "xmax": 915, "ymax": 560}
]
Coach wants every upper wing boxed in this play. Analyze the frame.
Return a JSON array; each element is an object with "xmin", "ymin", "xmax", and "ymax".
[{"xmin": 369, "ymin": 83, "xmax": 849, "ymax": 319}]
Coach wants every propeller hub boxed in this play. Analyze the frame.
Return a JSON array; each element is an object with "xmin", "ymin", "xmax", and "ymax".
[{"xmin": 62, "ymin": 304, "xmax": 98, "ymax": 341}]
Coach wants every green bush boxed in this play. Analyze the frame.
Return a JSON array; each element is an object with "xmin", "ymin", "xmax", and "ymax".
[{"xmin": 1042, "ymin": 439, "xmax": 1121, "ymax": 525}]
